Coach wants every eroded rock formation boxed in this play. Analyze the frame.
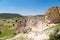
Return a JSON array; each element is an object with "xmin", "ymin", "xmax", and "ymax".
[
  {"xmin": 45, "ymin": 6, "xmax": 60, "ymax": 23},
  {"xmin": 15, "ymin": 18, "xmax": 40, "ymax": 33}
]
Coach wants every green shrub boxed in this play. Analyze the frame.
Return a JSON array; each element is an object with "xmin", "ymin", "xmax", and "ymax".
[
  {"xmin": 7, "ymin": 21, "xmax": 9, "ymax": 23},
  {"xmin": 49, "ymin": 24, "xmax": 60, "ymax": 40},
  {"xmin": 0, "ymin": 31, "xmax": 2, "ymax": 34},
  {"xmin": 15, "ymin": 20, "xmax": 18, "ymax": 22},
  {"xmin": 13, "ymin": 32, "xmax": 17, "ymax": 35},
  {"xmin": 13, "ymin": 24, "xmax": 15, "ymax": 26}
]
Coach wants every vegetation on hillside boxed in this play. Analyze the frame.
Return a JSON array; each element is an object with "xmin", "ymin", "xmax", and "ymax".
[
  {"xmin": 0, "ymin": 18, "xmax": 19, "ymax": 40},
  {"xmin": 0, "ymin": 13, "xmax": 23, "ymax": 19}
]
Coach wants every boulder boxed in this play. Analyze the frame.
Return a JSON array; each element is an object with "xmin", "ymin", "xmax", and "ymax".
[{"xmin": 45, "ymin": 6, "xmax": 60, "ymax": 23}]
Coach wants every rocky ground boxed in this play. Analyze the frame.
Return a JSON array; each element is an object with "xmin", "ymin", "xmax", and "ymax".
[{"xmin": 6, "ymin": 18, "xmax": 56, "ymax": 40}]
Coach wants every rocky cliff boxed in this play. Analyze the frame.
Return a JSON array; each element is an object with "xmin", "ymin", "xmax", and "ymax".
[{"xmin": 45, "ymin": 6, "xmax": 60, "ymax": 23}]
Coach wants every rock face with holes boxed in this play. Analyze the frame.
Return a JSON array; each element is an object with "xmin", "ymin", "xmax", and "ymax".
[{"xmin": 45, "ymin": 6, "xmax": 60, "ymax": 23}]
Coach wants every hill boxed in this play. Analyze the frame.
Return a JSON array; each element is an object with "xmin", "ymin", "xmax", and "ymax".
[
  {"xmin": 0, "ymin": 13, "xmax": 23, "ymax": 19},
  {"xmin": 33, "ymin": 15, "xmax": 45, "ymax": 17}
]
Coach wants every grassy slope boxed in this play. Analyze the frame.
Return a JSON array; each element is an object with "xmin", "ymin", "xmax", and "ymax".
[{"xmin": 0, "ymin": 18, "xmax": 19, "ymax": 40}]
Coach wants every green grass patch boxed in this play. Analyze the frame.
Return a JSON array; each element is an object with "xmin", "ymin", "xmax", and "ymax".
[{"xmin": 0, "ymin": 29, "xmax": 14, "ymax": 38}]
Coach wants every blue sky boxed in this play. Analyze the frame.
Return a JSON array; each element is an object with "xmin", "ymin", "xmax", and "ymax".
[{"xmin": 0, "ymin": 0, "xmax": 60, "ymax": 15}]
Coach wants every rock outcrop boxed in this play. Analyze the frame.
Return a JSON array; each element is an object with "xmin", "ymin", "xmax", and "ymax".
[
  {"xmin": 8, "ymin": 19, "xmax": 55, "ymax": 40},
  {"xmin": 45, "ymin": 6, "xmax": 60, "ymax": 23},
  {"xmin": 15, "ymin": 18, "xmax": 40, "ymax": 33}
]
